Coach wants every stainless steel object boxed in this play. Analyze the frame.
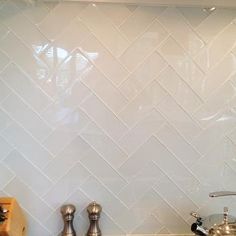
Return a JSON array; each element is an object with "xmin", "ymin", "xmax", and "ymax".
[
  {"xmin": 209, "ymin": 192, "xmax": 236, "ymax": 198},
  {"xmin": 190, "ymin": 212, "xmax": 208, "ymax": 236},
  {"xmin": 191, "ymin": 191, "xmax": 236, "ymax": 236},
  {"xmin": 86, "ymin": 202, "xmax": 102, "ymax": 236},
  {"xmin": 209, "ymin": 207, "xmax": 236, "ymax": 236},
  {"xmin": 60, "ymin": 204, "xmax": 76, "ymax": 236}
]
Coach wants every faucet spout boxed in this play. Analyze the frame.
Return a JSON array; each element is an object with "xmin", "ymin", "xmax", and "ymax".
[{"xmin": 209, "ymin": 191, "xmax": 236, "ymax": 198}]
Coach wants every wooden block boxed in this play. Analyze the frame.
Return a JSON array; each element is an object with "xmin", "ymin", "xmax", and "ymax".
[{"xmin": 0, "ymin": 198, "xmax": 27, "ymax": 236}]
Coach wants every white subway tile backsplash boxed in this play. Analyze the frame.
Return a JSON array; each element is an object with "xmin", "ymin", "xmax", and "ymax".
[
  {"xmin": 39, "ymin": 2, "xmax": 87, "ymax": 40},
  {"xmin": 80, "ymin": 3, "xmax": 129, "ymax": 57},
  {"xmin": 196, "ymin": 8, "xmax": 236, "ymax": 42},
  {"xmin": 81, "ymin": 66, "xmax": 128, "ymax": 113},
  {"xmin": 1, "ymin": 94, "xmax": 52, "ymax": 141},
  {"xmin": 80, "ymin": 122, "xmax": 128, "ymax": 168},
  {"xmin": 4, "ymin": 150, "xmax": 53, "ymax": 196},
  {"xmin": 120, "ymin": 52, "xmax": 167, "ymax": 100},
  {"xmin": 1, "ymin": 63, "xmax": 51, "ymax": 112},
  {"xmin": 1, "ymin": 123, "xmax": 53, "ymax": 169},
  {"xmin": 0, "ymin": 50, "xmax": 9, "ymax": 71},
  {"xmin": 158, "ymin": 7, "xmax": 204, "ymax": 56},
  {"xmin": 0, "ymin": 2, "xmax": 236, "ymax": 235},
  {"xmin": 4, "ymin": 178, "xmax": 53, "ymax": 220},
  {"xmin": 119, "ymin": 6, "xmax": 165, "ymax": 42},
  {"xmin": 80, "ymin": 34, "xmax": 129, "ymax": 86},
  {"xmin": 120, "ymin": 20, "xmax": 168, "ymax": 71}
]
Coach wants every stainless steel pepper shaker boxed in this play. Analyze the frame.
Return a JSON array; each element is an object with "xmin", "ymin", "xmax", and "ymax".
[
  {"xmin": 61, "ymin": 204, "xmax": 76, "ymax": 236},
  {"xmin": 86, "ymin": 202, "xmax": 102, "ymax": 236}
]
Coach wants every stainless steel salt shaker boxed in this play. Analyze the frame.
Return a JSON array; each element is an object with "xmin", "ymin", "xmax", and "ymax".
[
  {"xmin": 86, "ymin": 202, "xmax": 102, "ymax": 236},
  {"xmin": 61, "ymin": 204, "xmax": 76, "ymax": 236}
]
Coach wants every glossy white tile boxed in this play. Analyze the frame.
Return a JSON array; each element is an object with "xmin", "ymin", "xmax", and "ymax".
[
  {"xmin": 120, "ymin": 20, "xmax": 168, "ymax": 71},
  {"xmin": 39, "ymin": 2, "xmax": 87, "ymax": 40},
  {"xmin": 1, "ymin": 94, "xmax": 52, "ymax": 141},
  {"xmin": 120, "ymin": 52, "xmax": 167, "ymax": 100},
  {"xmin": 80, "ymin": 34, "xmax": 129, "ymax": 86},
  {"xmin": 1, "ymin": 123, "xmax": 53, "ymax": 169},
  {"xmin": 4, "ymin": 150, "xmax": 53, "ymax": 196},
  {"xmin": 120, "ymin": 6, "xmax": 165, "ymax": 42},
  {"xmin": 80, "ymin": 3, "xmax": 129, "ymax": 57},
  {"xmin": 80, "ymin": 122, "xmax": 128, "ymax": 168},
  {"xmin": 0, "ymin": 2, "xmax": 236, "ymax": 235}
]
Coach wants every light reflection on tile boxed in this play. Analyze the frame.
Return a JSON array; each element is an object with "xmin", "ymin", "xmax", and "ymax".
[{"xmin": 0, "ymin": 2, "xmax": 236, "ymax": 235}]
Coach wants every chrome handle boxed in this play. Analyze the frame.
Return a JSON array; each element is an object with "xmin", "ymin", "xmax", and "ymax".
[{"xmin": 209, "ymin": 191, "xmax": 236, "ymax": 198}]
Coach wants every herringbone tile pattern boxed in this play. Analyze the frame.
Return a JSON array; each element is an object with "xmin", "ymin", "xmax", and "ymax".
[{"xmin": 0, "ymin": 1, "xmax": 236, "ymax": 235}]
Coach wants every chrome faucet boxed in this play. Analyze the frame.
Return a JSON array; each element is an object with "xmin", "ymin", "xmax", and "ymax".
[{"xmin": 209, "ymin": 191, "xmax": 236, "ymax": 198}]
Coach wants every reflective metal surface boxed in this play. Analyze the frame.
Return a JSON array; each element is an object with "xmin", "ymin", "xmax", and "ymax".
[
  {"xmin": 209, "ymin": 192, "xmax": 236, "ymax": 198},
  {"xmin": 60, "ymin": 204, "xmax": 76, "ymax": 236},
  {"xmin": 86, "ymin": 202, "xmax": 102, "ymax": 236}
]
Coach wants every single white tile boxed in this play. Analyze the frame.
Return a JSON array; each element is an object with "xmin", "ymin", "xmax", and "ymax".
[
  {"xmin": 158, "ymin": 66, "xmax": 203, "ymax": 114},
  {"xmin": 1, "ymin": 63, "xmax": 51, "ymax": 112},
  {"xmin": 157, "ymin": 96, "xmax": 202, "ymax": 140},
  {"xmin": 54, "ymin": 18, "xmax": 91, "ymax": 52},
  {"xmin": 80, "ymin": 34, "xmax": 129, "ymax": 86},
  {"xmin": 4, "ymin": 178, "xmax": 53, "ymax": 220},
  {"xmin": 119, "ymin": 81, "xmax": 167, "ymax": 127},
  {"xmin": 81, "ymin": 66, "xmax": 128, "ymax": 113},
  {"xmin": 132, "ymin": 215, "xmax": 163, "ymax": 234},
  {"xmin": 0, "ymin": 80, "xmax": 11, "ymax": 102},
  {"xmin": 196, "ymin": 8, "xmax": 236, "ymax": 42},
  {"xmin": 0, "ymin": 50, "xmax": 9, "ymax": 71},
  {"xmin": 156, "ymin": 124, "xmax": 201, "ymax": 167},
  {"xmin": 42, "ymin": 100, "xmax": 86, "ymax": 128},
  {"xmin": 0, "ymin": 109, "xmax": 12, "ymax": 132},
  {"xmin": 0, "ymin": 2, "xmax": 49, "ymax": 54},
  {"xmin": 24, "ymin": 212, "xmax": 51, "ymax": 236},
  {"xmin": 39, "ymin": 2, "xmax": 87, "ymax": 40},
  {"xmin": 153, "ymin": 174, "xmax": 198, "ymax": 220},
  {"xmin": 11, "ymin": 0, "xmax": 51, "ymax": 24},
  {"xmin": 159, "ymin": 7, "xmax": 204, "ymax": 56},
  {"xmin": 149, "ymin": 191, "xmax": 190, "ymax": 234},
  {"xmin": 0, "ymin": 163, "xmax": 14, "ymax": 188},
  {"xmin": 80, "ymin": 3, "xmax": 129, "ymax": 57},
  {"xmin": 80, "ymin": 149, "xmax": 127, "ymax": 194},
  {"xmin": 118, "ymin": 162, "xmax": 164, "ymax": 206},
  {"xmin": 120, "ymin": 52, "xmax": 167, "ymax": 100},
  {"xmin": 80, "ymin": 122, "xmax": 128, "ymax": 168},
  {"xmin": 99, "ymin": 3, "xmax": 132, "ymax": 26},
  {"xmin": 43, "ymin": 163, "xmax": 90, "ymax": 209},
  {"xmin": 80, "ymin": 94, "xmax": 128, "ymax": 140},
  {"xmin": 178, "ymin": 7, "xmax": 210, "ymax": 28},
  {"xmin": 1, "ymin": 94, "xmax": 52, "ymax": 141},
  {"xmin": 159, "ymin": 37, "xmax": 205, "ymax": 97},
  {"xmin": 195, "ymin": 22, "xmax": 236, "ymax": 72},
  {"xmin": 1, "ymin": 123, "xmax": 53, "ymax": 169},
  {"xmin": 43, "ymin": 136, "xmax": 91, "ymax": 182},
  {"xmin": 193, "ymin": 82, "xmax": 236, "ymax": 128},
  {"xmin": 4, "ymin": 150, "xmax": 53, "ymax": 196},
  {"xmin": 0, "ymin": 32, "xmax": 51, "ymax": 96},
  {"xmin": 42, "ymin": 128, "xmax": 78, "ymax": 156},
  {"xmin": 0, "ymin": 136, "xmax": 12, "ymax": 160},
  {"xmin": 120, "ymin": 6, "xmax": 164, "ymax": 41},
  {"xmin": 120, "ymin": 20, "xmax": 168, "ymax": 71},
  {"xmin": 192, "ymin": 109, "xmax": 236, "ymax": 155},
  {"xmin": 118, "ymin": 110, "xmax": 165, "ymax": 154},
  {"xmin": 0, "ymin": 23, "xmax": 9, "ymax": 40},
  {"xmin": 201, "ymin": 53, "xmax": 236, "ymax": 99}
]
